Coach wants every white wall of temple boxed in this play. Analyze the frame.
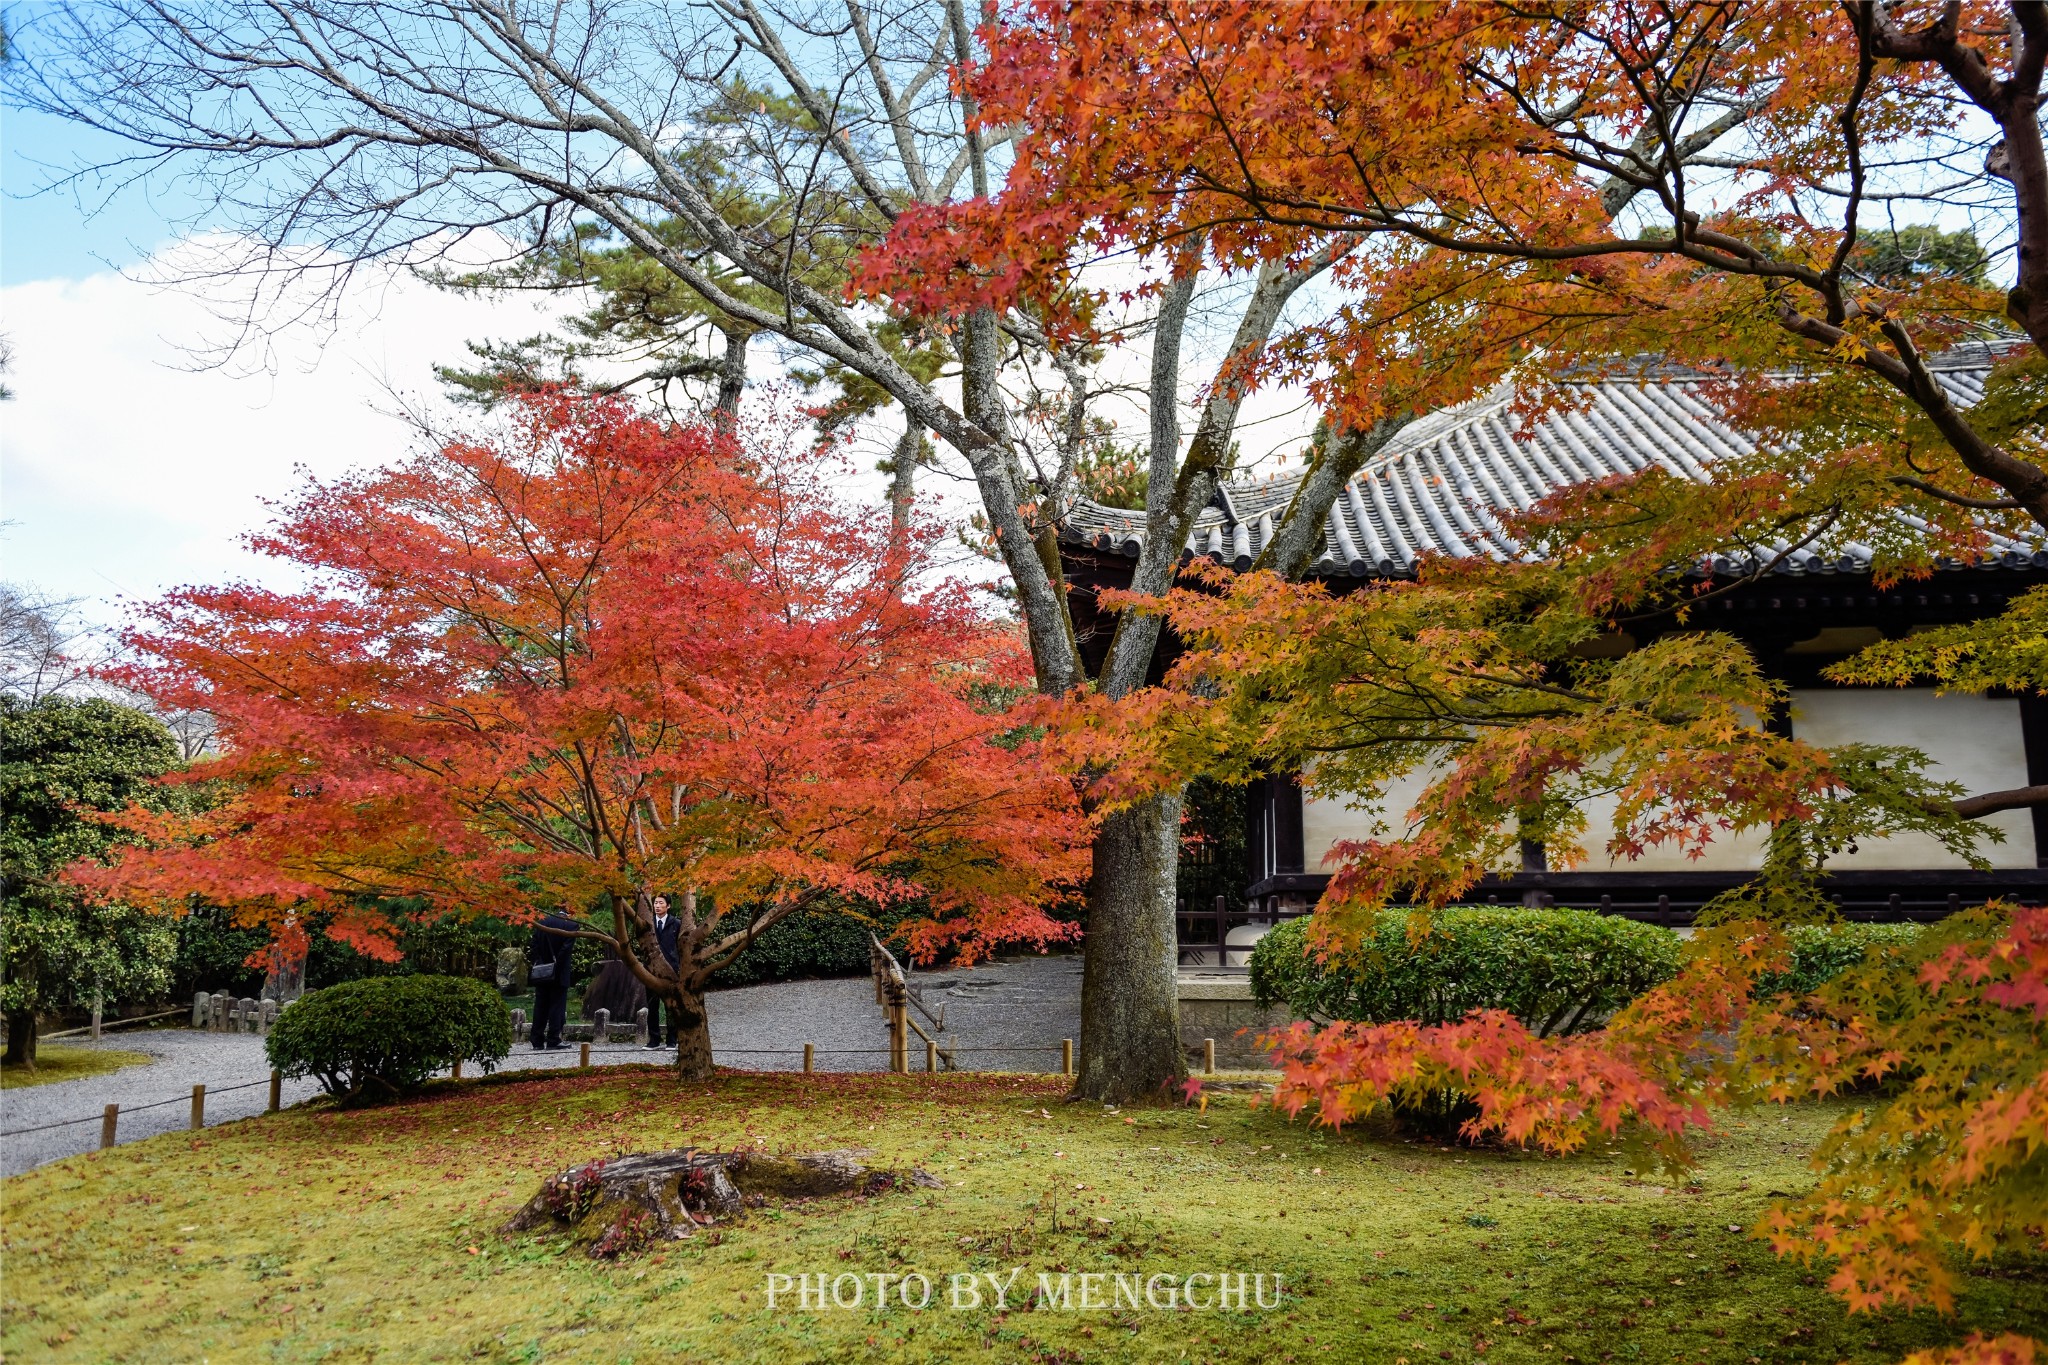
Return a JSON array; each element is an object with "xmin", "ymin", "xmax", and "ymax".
[
  {"xmin": 1785, "ymin": 688, "xmax": 2035, "ymax": 869},
  {"xmin": 1295, "ymin": 688, "xmax": 2036, "ymax": 876},
  {"xmin": 1301, "ymin": 765, "xmax": 1434, "ymax": 876}
]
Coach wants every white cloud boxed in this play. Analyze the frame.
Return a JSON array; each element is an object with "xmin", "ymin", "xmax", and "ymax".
[{"xmin": 0, "ymin": 234, "xmax": 569, "ymax": 626}]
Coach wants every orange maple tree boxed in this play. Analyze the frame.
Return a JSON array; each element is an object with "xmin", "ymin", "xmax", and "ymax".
[
  {"xmin": 858, "ymin": 2, "xmax": 2048, "ymax": 1343},
  {"xmin": 70, "ymin": 392, "xmax": 1088, "ymax": 1076}
]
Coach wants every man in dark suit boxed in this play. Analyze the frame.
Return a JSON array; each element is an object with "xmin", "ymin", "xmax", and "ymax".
[
  {"xmin": 528, "ymin": 911, "xmax": 579, "ymax": 1050},
  {"xmin": 645, "ymin": 895, "xmax": 683, "ymax": 1050}
]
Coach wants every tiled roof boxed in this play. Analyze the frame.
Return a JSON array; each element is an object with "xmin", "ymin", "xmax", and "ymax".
[{"xmin": 1062, "ymin": 346, "xmax": 2047, "ymax": 577}]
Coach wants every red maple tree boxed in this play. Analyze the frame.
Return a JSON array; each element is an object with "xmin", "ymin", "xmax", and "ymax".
[
  {"xmin": 857, "ymin": 6, "xmax": 2048, "ymax": 1349},
  {"xmin": 72, "ymin": 392, "xmax": 1088, "ymax": 1076}
]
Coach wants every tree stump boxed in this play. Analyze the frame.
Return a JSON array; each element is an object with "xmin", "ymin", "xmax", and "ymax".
[{"xmin": 506, "ymin": 1148, "xmax": 941, "ymax": 1257}]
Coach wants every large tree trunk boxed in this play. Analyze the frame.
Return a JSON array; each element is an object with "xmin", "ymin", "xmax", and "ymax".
[
  {"xmin": 1075, "ymin": 789, "xmax": 1186, "ymax": 1103},
  {"xmin": 667, "ymin": 984, "xmax": 714, "ymax": 1081},
  {"xmin": 3, "ymin": 1007, "xmax": 37, "ymax": 1070}
]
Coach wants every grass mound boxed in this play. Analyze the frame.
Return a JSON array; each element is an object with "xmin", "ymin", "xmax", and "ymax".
[
  {"xmin": 0, "ymin": 1044, "xmax": 154, "ymax": 1090},
  {"xmin": 4, "ymin": 1068, "xmax": 2042, "ymax": 1363}
]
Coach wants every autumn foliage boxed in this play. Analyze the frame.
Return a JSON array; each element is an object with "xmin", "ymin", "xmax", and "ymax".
[
  {"xmin": 1257, "ymin": 906, "xmax": 2048, "ymax": 1323},
  {"xmin": 880, "ymin": 5, "xmax": 2048, "ymax": 1339},
  {"xmin": 71, "ymin": 392, "xmax": 1087, "ymax": 1073}
]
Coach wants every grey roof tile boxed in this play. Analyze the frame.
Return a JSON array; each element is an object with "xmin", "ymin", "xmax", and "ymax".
[{"xmin": 1062, "ymin": 347, "xmax": 2046, "ymax": 577}]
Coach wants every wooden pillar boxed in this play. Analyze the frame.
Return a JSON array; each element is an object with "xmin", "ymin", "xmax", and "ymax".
[
  {"xmin": 888, "ymin": 1003, "xmax": 908, "ymax": 1074},
  {"xmin": 802, "ymin": 1043, "xmax": 814, "ymax": 1074},
  {"xmin": 1203, "ymin": 1038, "xmax": 1216, "ymax": 1076},
  {"xmin": 579, "ymin": 1042, "xmax": 591, "ymax": 1069},
  {"xmin": 268, "ymin": 1070, "xmax": 282, "ymax": 1113},
  {"xmin": 189, "ymin": 1084, "xmax": 205, "ymax": 1131},
  {"xmin": 1061, "ymin": 1038, "xmax": 1074, "ymax": 1078},
  {"xmin": 100, "ymin": 1104, "xmax": 118, "ymax": 1150},
  {"xmin": 925, "ymin": 1039, "xmax": 938, "ymax": 1073}
]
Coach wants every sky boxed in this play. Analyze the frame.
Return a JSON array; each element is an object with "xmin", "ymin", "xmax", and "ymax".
[
  {"xmin": 1, "ymin": 103, "xmax": 592, "ymax": 627},
  {"xmin": 1, "ymin": 109, "xmax": 1318, "ymax": 641}
]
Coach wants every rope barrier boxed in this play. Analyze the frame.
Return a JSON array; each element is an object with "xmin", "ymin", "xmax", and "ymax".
[
  {"xmin": 40, "ymin": 1007, "xmax": 189, "ymax": 1041},
  {"xmin": 1, "ymin": 1076, "xmax": 282, "ymax": 1138},
  {"xmin": 2, "ymin": 1042, "xmax": 1075, "ymax": 1140}
]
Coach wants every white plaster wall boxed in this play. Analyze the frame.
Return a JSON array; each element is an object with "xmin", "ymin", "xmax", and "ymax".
[
  {"xmin": 1301, "ymin": 766, "xmax": 1437, "ymax": 874},
  {"xmin": 1293, "ymin": 689, "xmax": 2035, "ymax": 874},
  {"xmin": 1572, "ymin": 790, "xmax": 1771, "ymax": 872},
  {"xmin": 1787, "ymin": 689, "xmax": 2035, "ymax": 869}
]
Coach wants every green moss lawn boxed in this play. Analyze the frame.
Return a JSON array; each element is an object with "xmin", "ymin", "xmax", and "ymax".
[
  {"xmin": 1, "ymin": 1043, "xmax": 154, "ymax": 1089},
  {"xmin": 4, "ymin": 1068, "xmax": 2042, "ymax": 1363}
]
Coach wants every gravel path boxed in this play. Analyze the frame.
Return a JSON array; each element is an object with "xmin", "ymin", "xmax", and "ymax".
[{"xmin": 0, "ymin": 953, "xmax": 1083, "ymax": 1176}]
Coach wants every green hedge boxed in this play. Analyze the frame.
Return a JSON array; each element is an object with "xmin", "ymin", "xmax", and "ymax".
[
  {"xmin": 1248, "ymin": 906, "xmax": 1684, "ymax": 1036},
  {"xmin": 709, "ymin": 903, "xmax": 935, "ymax": 989},
  {"xmin": 1753, "ymin": 922, "xmax": 1926, "ymax": 997},
  {"xmin": 174, "ymin": 905, "xmax": 523, "ymax": 1000},
  {"xmin": 266, "ymin": 975, "xmax": 510, "ymax": 1102}
]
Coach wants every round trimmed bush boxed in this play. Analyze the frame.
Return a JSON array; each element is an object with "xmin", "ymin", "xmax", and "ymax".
[
  {"xmin": 1752, "ymin": 921, "xmax": 1925, "ymax": 998},
  {"xmin": 1248, "ymin": 906, "xmax": 1684, "ymax": 1036},
  {"xmin": 266, "ymin": 974, "xmax": 511, "ymax": 1102}
]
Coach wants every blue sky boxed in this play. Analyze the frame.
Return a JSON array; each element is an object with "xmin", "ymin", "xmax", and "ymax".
[
  {"xmin": 1, "ymin": 98, "xmax": 581, "ymax": 626},
  {"xmin": 2, "ymin": 102, "xmax": 194, "ymax": 285}
]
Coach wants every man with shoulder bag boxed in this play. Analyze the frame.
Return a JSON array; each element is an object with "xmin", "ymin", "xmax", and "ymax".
[{"xmin": 528, "ymin": 911, "xmax": 579, "ymax": 1051}]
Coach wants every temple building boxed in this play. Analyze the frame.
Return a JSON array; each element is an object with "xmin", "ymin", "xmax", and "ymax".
[{"xmin": 1057, "ymin": 351, "xmax": 2048, "ymax": 964}]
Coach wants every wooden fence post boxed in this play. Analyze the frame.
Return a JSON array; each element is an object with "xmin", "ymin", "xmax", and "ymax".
[
  {"xmin": 1061, "ymin": 1039, "xmax": 1073, "ymax": 1078},
  {"xmin": 579, "ymin": 1042, "xmax": 591, "ymax": 1069},
  {"xmin": 802, "ymin": 1043, "xmax": 814, "ymax": 1074},
  {"xmin": 1203, "ymin": 1039, "xmax": 1216, "ymax": 1076},
  {"xmin": 189, "ymin": 1084, "xmax": 205, "ymax": 1131},
  {"xmin": 268, "ymin": 1070, "xmax": 282, "ymax": 1113},
  {"xmin": 926, "ymin": 1039, "xmax": 938, "ymax": 1073},
  {"xmin": 101, "ymin": 1104, "xmax": 118, "ymax": 1150}
]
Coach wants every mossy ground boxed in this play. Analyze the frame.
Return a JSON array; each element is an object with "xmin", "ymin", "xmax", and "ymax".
[
  {"xmin": 3, "ymin": 1067, "xmax": 2042, "ymax": 1364},
  {"xmin": 0, "ymin": 1043, "xmax": 154, "ymax": 1089}
]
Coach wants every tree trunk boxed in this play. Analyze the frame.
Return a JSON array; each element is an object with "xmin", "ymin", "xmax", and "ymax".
[
  {"xmin": 888, "ymin": 423, "xmax": 921, "ymax": 540},
  {"xmin": 1075, "ymin": 789, "xmax": 1186, "ymax": 1103},
  {"xmin": 3, "ymin": 1007, "xmax": 37, "ymax": 1070},
  {"xmin": 712, "ymin": 326, "xmax": 746, "ymax": 434},
  {"xmin": 668, "ymin": 984, "xmax": 714, "ymax": 1081}
]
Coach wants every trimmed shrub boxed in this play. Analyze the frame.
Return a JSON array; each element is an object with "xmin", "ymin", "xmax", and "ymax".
[
  {"xmin": 1248, "ymin": 906, "xmax": 1684, "ymax": 1036},
  {"xmin": 710, "ymin": 902, "xmax": 935, "ymax": 988},
  {"xmin": 1753, "ymin": 921, "xmax": 1926, "ymax": 998},
  {"xmin": 266, "ymin": 974, "xmax": 510, "ymax": 1102}
]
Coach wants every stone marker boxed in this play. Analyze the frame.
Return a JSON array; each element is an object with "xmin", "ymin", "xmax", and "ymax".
[
  {"xmin": 192, "ymin": 991, "xmax": 210, "ymax": 1029},
  {"xmin": 635, "ymin": 1007, "xmax": 648, "ymax": 1047},
  {"xmin": 496, "ymin": 945, "xmax": 528, "ymax": 994},
  {"xmin": 594, "ymin": 1008, "xmax": 610, "ymax": 1043}
]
